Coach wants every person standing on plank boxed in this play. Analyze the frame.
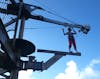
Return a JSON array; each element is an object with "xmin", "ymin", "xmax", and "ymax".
[{"xmin": 62, "ymin": 27, "xmax": 78, "ymax": 52}]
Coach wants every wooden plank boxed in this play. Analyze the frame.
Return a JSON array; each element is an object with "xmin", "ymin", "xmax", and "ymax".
[
  {"xmin": 37, "ymin": 49, "xmax": 66, "ymax": 55},
  {"xmin": 37, "ymin": 49, "xmax": 81, "ymax": 56}
]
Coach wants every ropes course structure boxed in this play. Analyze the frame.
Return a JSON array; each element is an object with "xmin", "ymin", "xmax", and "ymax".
[{"xmin": 0, "ymin": 0, "xmax": 90, "ymax": 79}]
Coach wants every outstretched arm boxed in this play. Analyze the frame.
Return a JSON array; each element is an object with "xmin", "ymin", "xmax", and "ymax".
[
  {"xmin": 62, "ymin": 28, "xmax": 67, "ymax": 35},
  {"xmin": 72, "ymin": 28, "xmax": 77, "ymax": 34}
]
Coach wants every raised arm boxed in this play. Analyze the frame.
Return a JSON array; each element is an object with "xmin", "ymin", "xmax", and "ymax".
[
  {"xmin": 72, "ymin": 28, "xmax": 77, "ymax": 34},
  {"xmin": 62, "ymin": 28, "xmax": 68, "ymax": 35}
]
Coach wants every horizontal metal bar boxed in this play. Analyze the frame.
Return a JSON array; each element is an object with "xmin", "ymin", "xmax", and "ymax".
[{"xmin": 37, "ymin": 49, "xmax": 81, "ymax": 56}]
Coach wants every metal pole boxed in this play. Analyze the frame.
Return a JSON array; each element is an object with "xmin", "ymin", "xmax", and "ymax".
[
  {"xmin": 18, "ymin": 17, "xmax": 25, "ymax": 39},
  {"xmin": 13, "ymin": 1, "xmax": 23, "ymax": 46},
  {"xmin": 10, "ymin": 69, "xmax": 19, "ymax": 79}
]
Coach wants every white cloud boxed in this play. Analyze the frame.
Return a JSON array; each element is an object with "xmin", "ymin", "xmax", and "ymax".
[
  {"xmin": 55, "ymin": 59, "xmax": 100, "ymax": 79},
  {"xmin": 55, "ymin": 60, "xmax": 79, "ymax": 79},
  {"xmin": 90, "ymin": 59, "xmax": 100, "ymax": 67},
  {"xmin": 18, "ymin": 70, "xmax": 35, "ymax": 79},
  {"xmin": 18, "ymin": 59, "xmax": 100, "ymax": 79}
]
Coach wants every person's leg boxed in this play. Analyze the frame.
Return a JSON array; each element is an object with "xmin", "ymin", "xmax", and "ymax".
[
  {"xmin": 69, "ymin": 39, "xmax": 72, "ymax": 52},
  {"xmin": 72, "ymin": 39, "xmax": 78, "ymax": 52}
]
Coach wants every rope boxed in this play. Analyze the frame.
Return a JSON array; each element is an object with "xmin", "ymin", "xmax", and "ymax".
[
  {"xmin": 33, "ymin": 0, "xmax": 77, "ymax": 24},
  {"xmin": 25, "ymin": 26, "xmax": 61, "ymax": 30}
]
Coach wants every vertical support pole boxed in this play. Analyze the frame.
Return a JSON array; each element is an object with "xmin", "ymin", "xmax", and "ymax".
[
  {"xmin": 13, "ymin": 1, "xmax": 23, "ymax": 46},
  {"xmin": 18, "ymin": 17, "xmax": 25, "ymax": 39},
  {"xmin": 10, "ymin": 69, "xmax": 19, "ymax": 79}
]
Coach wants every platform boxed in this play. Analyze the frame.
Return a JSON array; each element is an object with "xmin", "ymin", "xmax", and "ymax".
[{"xmin": 37, "ymin": 49, "xmax": 81, "ymax": 56}]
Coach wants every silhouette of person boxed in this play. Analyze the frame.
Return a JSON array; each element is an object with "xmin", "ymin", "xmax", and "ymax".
[{"xmin": 62, "ymin": 27, "xmax": 78, "ymax": 52}]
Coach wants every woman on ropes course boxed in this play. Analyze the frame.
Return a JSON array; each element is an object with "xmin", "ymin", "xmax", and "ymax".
[{"xmin": 62, "ymin": 27, "xmax": 78, "ymax": 53}]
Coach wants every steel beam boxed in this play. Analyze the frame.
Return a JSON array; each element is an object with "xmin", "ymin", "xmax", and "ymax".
[
  {"xmin": 0, "ymin": 18, "xmax": 16, "ymax": 63},
  {"xmin": 37, "ymin": 49, "xmax": 81, "ymax": 56}
]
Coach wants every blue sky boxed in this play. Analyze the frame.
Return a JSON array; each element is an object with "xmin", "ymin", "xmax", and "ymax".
[{"xmin": 0, "ymin": 0, "xmax": 100, "ymax": 79}]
